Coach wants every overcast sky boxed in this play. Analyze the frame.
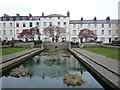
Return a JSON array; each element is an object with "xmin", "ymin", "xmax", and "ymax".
[{"xmin": 0, "ymin": 0, "xmax": 119, "ymax": 20}]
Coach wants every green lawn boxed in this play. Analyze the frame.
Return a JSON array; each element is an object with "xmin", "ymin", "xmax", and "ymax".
[
  {"xmin": 81, "ymin": 47, "xmax": 120, "ymax": 61},
  {"xmin": 0, "ymin": 47, "xmax": 32, "ymax": 56}
]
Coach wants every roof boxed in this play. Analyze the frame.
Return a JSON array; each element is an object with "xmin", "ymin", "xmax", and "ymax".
[
  {"xmin": 45, "ymin": 14, "xmax": 67, "ymax": 17},
  {"xmin": 70, "ymin": 20, "xmax": 119, "ymax": 24},
  {"xmin": 0, "ymin": 14, "xmax": 67, "ymax": 21}
]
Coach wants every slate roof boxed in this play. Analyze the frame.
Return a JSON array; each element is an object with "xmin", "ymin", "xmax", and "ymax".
[
  {"xmin": 0, "ymin": 14, "xmax": 67, "ymax": 21},
  {"xmin": 45, "ymin": 14, "xmax": 67, "ymax": 17},
  {"xmin": 70, "ymin": 20, "xmax": 119, "ymax": 24}
]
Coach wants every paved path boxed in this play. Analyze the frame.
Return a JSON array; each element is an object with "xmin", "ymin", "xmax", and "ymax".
[
  {"xmin": 72, "ymin": 48, "xmax": 120, "ymax": 75},
  {"xmin": 1, "ymin": 48, "xmax": 41, "ymax": 64},
  {"xmin": 0, "ymin": 48, "xmax": 44, "ymax": 72},
  {"xmin": 69, "ymin": 48, "xmax": 120, "ymax": 89}
]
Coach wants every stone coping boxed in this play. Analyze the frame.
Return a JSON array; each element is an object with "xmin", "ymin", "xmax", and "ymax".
[{"xmin": 1, "ymin": 48, "xmax": 42, "ymax": 64}]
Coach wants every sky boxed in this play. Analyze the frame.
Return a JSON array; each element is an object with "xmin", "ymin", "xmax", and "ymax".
[{"xmin": 0, "ymin": 0, "xmax": 119, "ymax": 20}]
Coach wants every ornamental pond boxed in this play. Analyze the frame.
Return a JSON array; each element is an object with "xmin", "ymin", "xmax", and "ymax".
[{"xmin": 1, "ymin": 49, "xmax": 104, "ymax": 88}]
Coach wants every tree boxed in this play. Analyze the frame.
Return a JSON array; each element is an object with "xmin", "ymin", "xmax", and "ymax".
[
  {"xmin": 43, "ymin": 26, "xmax": 65, "ymax": 42},
  {"xmin": 18, "ymin": 27, "xmax": 40, "ymax": 41},
  {"xmin": 78, "ymin": 28, "xmax": 98, "ymax": 42}
]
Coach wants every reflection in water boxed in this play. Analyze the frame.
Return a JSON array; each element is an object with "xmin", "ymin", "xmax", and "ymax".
[{"xmin": 2, "ymin": 50, "xmax": 104, "ymax": 88}]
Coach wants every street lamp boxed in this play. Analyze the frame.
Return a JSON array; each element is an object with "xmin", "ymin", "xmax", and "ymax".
[
  {"xmin": 67, "ymin": 32, "xmax": 71, "ymax": 48},
  {"xmin": 13, "ymin": 17, "xmax": 16, "ymax": 40}
]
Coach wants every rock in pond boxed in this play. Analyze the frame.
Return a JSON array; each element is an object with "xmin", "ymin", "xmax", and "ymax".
[
  {"xmin": 48, "ymin": 55, "xmax": 59, "ymax": 61},
  {"xmin": 40, "ymin": 52, "xmax": 50, "ymax": 56},
  {"xmin": 63, "ymin": 73, "xmax": 84, "ymax": 86},
  {"xmin": 10, "ymin": 69, "xmax": 31, "ymax": 77}
]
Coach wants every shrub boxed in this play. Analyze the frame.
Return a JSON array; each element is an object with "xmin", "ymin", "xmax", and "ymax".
[
  {"xmin": 33, "ymin": 40, "xmax": 42, "ymax": 45},
  {"xmin": 89, "ymin": 40, "xmax": 96, "ymax": 42},
  {"xmin": 12, "ymin": 40, "xmax": 24, "ymax": 43},
  {"xmin": 70, "ymin": 42, "xmax": 79, "ymax": 45}
]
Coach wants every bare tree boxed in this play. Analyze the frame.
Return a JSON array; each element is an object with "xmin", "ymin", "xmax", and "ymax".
[{"xmin": 43, "ymin": 26, "xmax": 65, "ymax": 42}]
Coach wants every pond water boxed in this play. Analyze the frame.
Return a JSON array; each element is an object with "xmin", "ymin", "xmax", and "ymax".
[{"xmin": 2, "ymin": 49, "xmax": 104, "ymax": 88}]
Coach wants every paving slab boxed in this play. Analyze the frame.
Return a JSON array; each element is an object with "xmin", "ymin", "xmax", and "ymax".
[
  {"xmin": 69, "ymin": 48, "xmax": 120, "ymax": 89},
  {"xmin": 72, "ymin": 48, "xmax": 120, "ymax": 76}
]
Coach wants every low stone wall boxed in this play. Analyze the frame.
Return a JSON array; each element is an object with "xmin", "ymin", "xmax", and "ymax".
[
  {"xmin": 15, "ymin": 42, "xmax": 34, "ymax": 48},
  {"xmin": 102, "ymin": 45, "xmax": 119, "ymax": 49},
  {"xmin": 43, "ymin": 42, "xmax": 69, "ymax": 49},
  {"xmin": 79, "ymin": 43, "xmax": 102, "ymax": 47}
]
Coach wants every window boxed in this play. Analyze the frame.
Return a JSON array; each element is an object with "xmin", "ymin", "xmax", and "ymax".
[
  {"xmin": 29, "ymin": 22, "xmax": 32, "ymax": 27},
  {"xmin": 43, "ymin": 22, "xmax": 47, "ymax": 26},
  {"xmin": 72, "ymin": 38, "xmax": 77, "ymax": 43},
  {"xmin": 116, "ymin": 30, "xmax": 118, "ymax": 35},
  {"xmin": 73, "ymin": 24, "xmax": 76, "ymax": 28},
  {"xmin": 80, "ymin": 24, "xmax": 83, "ymax": 28},
  {"xmin": 10, "ymin": 30, "xmax": 12, "ymax": 35},
  {"xmin": 109, "ymin": 24, "xmax": 111, "ymax": 27},
  {"xmin": 63, "ymin": 29, "xmax": 66, "ymax": 34},
  {"xmin": 115, "ymin": 38, "xmax": 118, "ymax": 40},
  {"xmin": 3, "ymin": 30, "xmax": 6, "ymax": 35},
  {"xmin": 5, "ymin": 37, "xmax": 8, "ymax": 41},
  {"xmin": 109, "ymin": 30, "xmax": 111, "ymax": 35},
  {"xmin": 49, "ymin": 22, "xmax": 52, "ymax": 26},
  {"xmin": 12, "ymin": 37, "xmax": 14, "ymax": 40},
  {"xmin": 16, "ymin": 30, "xmax": 19, "ymax": 34},
  {"xmin": 3, "ymin": 23, "xmax": 6, "ymax": 27},
  {"xmin": 88, "ymin": 24, "xmax": 90, "ymax": 27},
  {"xmin": 94, "ymin": 24, "xmax": 97, "ymax": 27},
  {"xmin": 58, "ymin": 17, "xmax": 60, "ymax": 19},
  {"xmin": 100, "ymin": 37, "xmax": 105, "ymax": 42},
  {"xmin": 36, "ymin": 22, "xmax": 39, "ymax": 27},
  {"xmin": 109, "ymin": 38, "xmax": 111, "ymax": 43},
  {"xmin": 64, "ymin": 22, "xmax": 66, "ymax": 26},
  {"xmin": 102, "ymin": 24, "xmax": 104, "ymax": 27},
  {"xmin": 94, "ymin": 30, "xmax": 97, "ymax": 34},
  {"xmin": 116, "ymin": 24, "xmax": 118, "ymax": 27},
  {"xmin": 10, "ymin": 23, "xmax": 12, "ymax": 27},
  {"xmin": 58, "ymin": 22, "xmax": 60, "ymax": 26},
  {"xmin": 73, "ymin": 30, "xmax": 76, "ymax": 35},
  {"xmin": 16, "ymin": 23, "xmax": 19, "ymax": 27},
  {"xmin": 23, "ymin": 23, "xmax": 26, "ymax": 27},
  {"xmin": 101, "ymin": 30, "xmax": 104, "ymax": 34},
  {"xmin": 16, "ymin": 17, "xmax": 20, "ymax": 20}
]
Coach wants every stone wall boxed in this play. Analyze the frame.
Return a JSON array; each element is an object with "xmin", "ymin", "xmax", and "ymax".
[
  {"xmin": 102, "ymin": 45, "xmax": 119, "ymax": 49},
  {"xmin": 15, "ymin": 42, "xmax": 34, "ymax": 48},
  {"xmin": 79, "ymin": 43, "xmax": 102, "ymax": 47},
  {"xmin": 43, "ymin": 42, "xmax": 69, "ymax": 49}
]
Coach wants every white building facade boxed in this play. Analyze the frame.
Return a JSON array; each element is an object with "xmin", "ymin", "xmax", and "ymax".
[{"xmin": 0, "ymin": 13, "xmax": 119, "ymax": 43}]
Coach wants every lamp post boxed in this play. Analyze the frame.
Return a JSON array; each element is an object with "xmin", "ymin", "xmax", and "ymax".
[
  {"xmin": 13, "ymin": 17, "xmax": 15, "ymax": 40},
  {"xmin": 68, "ymin": 32, "xmax": 71, "ymax": 48}
]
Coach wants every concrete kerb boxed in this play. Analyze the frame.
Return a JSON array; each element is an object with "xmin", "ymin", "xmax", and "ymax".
[
  {"xmin": 72, "ymin": 49, "xmax": 120, "ymax": 76},
  {"xmin": 1, "ymin": 48, "xmax": 41, "ymax": 64},
  {"xmin": 68, "ymin": 48, "xmax": 119, "ymax": 89},
  {"xmin": 0, "ymin": 48, "xmax": 44, "ymax": 74}
]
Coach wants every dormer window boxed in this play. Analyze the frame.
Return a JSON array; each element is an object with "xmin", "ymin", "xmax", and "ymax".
[{"xmin": 16, "ymin": 17, "xmax": 20, "ymax": 20}]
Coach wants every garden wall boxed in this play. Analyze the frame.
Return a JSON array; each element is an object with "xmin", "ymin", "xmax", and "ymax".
[{"xmin": 15, "ymin": 42, "xmax": 34, "ymax": 48}]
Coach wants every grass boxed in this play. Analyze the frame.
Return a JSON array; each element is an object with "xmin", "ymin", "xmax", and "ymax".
[
  {"xmin": 81, "ymin": 47, "xmax": 120, "ymax": 61},
  {"xmin": 0, "ymin": 47, "xmax": 32, "ymax": 56}
]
